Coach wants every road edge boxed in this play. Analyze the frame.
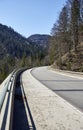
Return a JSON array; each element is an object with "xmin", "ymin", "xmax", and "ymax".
[{"xmin": 30, "ymin": 68, "xmax": 83, "ymax": 115}]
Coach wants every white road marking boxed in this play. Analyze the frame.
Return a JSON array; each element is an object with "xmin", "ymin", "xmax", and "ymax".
[{"xmin": 49, "ymin": 69, "xmax": 83, "ymax": 80}]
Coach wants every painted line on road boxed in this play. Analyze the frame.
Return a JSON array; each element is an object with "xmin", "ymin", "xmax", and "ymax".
[{"xmin": 49, "ymin": 69, "xmax": 83, "ymax": 80}]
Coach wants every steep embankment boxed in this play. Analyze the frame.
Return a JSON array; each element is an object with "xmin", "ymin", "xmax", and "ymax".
[{"xmin": 53, "ymin": 43, "xmax": 83, "ymax": 72}]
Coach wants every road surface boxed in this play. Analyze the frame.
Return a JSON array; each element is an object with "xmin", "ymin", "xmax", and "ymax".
[{"xmin": 31, "ymin": 66, "xmax": 83, "ymax": 112}]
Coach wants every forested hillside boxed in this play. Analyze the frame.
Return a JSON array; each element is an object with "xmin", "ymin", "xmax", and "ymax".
[
  {"xmin": 27, "ymin": 34, "xmax": 51, "ymax": 66},
  {"xmin": 28, "ymin": 34, "xmax": 50, "ymax": 48},
  {"xmin": 49, "ymin": 0, "xmax": 83, "ymax": 72},
  {"xmin": 0, "ymin": 24, "xmax": 50, "ymax": 83}
]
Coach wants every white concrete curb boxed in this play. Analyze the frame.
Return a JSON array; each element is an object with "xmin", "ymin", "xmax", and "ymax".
[{"xmin": 22, "ymin": 69, "xmax": 83, "ymax": 130}]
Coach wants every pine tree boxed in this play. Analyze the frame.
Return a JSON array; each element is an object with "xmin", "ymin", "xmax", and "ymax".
[
  {"xmin": 21, "ymin": 54, "xmax": 26, "ymax": 67},
  {"xmin": 71, "ymin": 0, "xmax": 80, "ymax": 51}
]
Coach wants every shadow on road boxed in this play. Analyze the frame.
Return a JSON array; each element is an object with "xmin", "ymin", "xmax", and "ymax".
[
  {"xmin": 40, "ymin": 80, "xmax": 83, "ymax": 82},
  {"xmin": 13, "ymin": 72, "xmax": 36, "ymax": 130},
  {"xmin": 53, "ymin": 89, "xmax": 83, "ymax": 92}
]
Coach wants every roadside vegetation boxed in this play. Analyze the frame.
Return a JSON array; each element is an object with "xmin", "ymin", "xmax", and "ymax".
[{"xmin": 49, "ymin": 0, "xmax": 83, "ymax": 72}]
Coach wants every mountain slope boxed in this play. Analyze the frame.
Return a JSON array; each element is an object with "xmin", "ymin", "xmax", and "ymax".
[
  {"xmin": 0, "ymin": 24, "xmax": 50, "ymax": 82},
  {"xmin": 0, "ymin": 24, "xmax": 50, "ymax": 59},
  {"xmin": 0, "ymin": 23, "xmax": 30, "ymax": 58},
  {"xmin": 27, "ymin": 34, "xmax": 50, "ymax": 48},
  {"xmin": 27, "ymin": 34, "xmax": 51, "ymax": 65}
]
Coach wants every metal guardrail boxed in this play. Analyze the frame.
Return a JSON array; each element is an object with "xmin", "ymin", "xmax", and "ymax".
[
  {"xmin": 0, "ymin": 67, "xmax": 28, "ymax": 130},
  {"xmin": 0, "ymin": 71, "xmax": 15, "ymax": 112}
]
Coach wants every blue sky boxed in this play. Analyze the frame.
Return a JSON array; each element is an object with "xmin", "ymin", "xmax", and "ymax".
[{"xmin": 0, "ymin": 0, "xmax": 66, "ymax": 37}]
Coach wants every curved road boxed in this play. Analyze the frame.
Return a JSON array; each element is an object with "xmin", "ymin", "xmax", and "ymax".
[{"xmin": 31, "ymin": 66, "xmax": 83, "ymax": 112}]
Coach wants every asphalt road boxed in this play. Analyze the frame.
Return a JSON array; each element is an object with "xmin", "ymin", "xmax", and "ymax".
[{"xmin": 31, "ymin": 66, "xmax": 83, "ymax": 112}]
